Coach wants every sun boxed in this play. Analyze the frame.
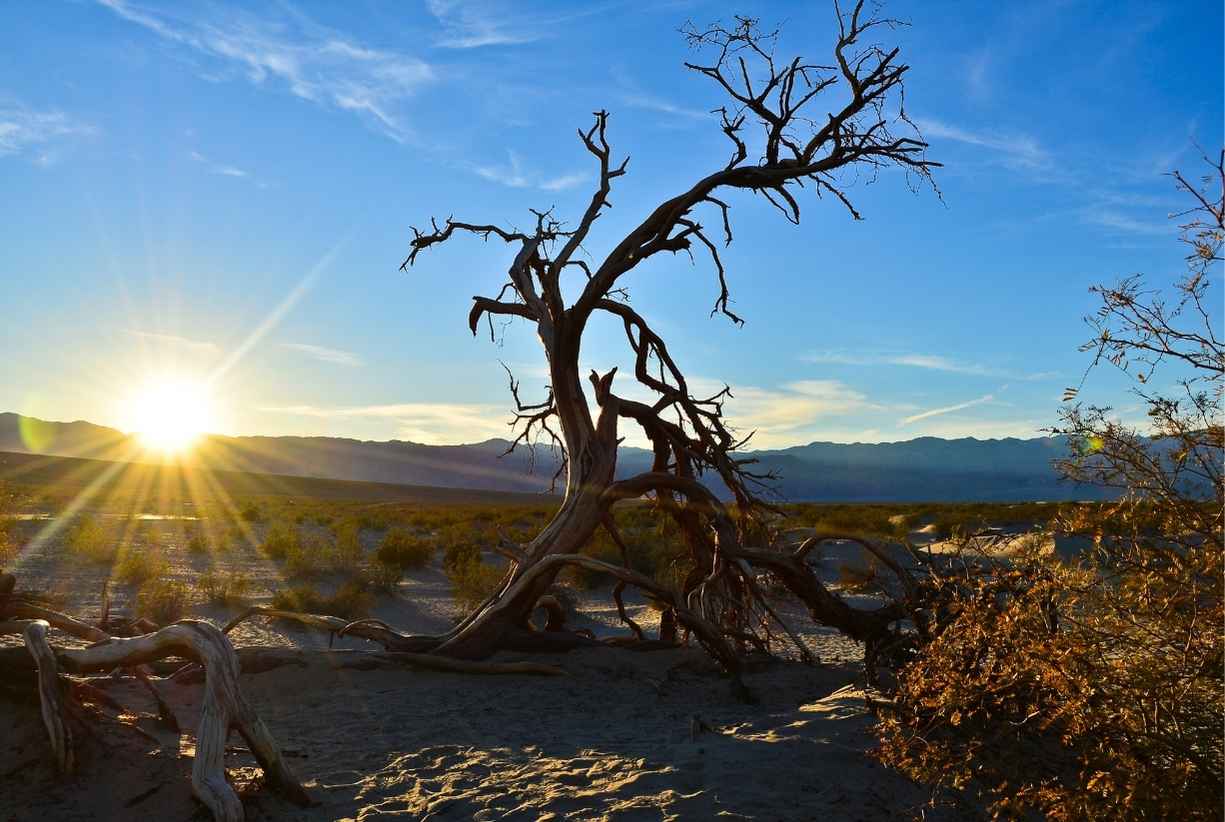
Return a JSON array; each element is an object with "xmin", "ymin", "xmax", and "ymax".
[{"xmin": 123, "ymin": 377, "xmax": 214, "ymax": 454}]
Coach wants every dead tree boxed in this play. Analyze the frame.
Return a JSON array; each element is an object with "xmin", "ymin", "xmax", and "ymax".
[
  {"xmin": 399, "ymin": 4, "xmax": 938, "ymax": 661},
  {"xmin": 1, "ymin": 6, "xmax": 944, "ymax": 816}
]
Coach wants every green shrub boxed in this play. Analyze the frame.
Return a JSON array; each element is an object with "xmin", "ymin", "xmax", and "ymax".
[
  {"xmin": 271, "ymin": 580, "xmax": 372, "ymax": 618},
  {"xmin": 377, "ymin": 528, "xmax": 433, "ymax": 570},
  {"xmin": 135, "ymin": 578, "xmax": 189, "ymax": 625},
  {"xmin": 240, "ymin": 502, "xmax": 264, "ymax": 523},
  {"xmin": 67, "ymin": 515, "xmax": 114, "ymax": 563},
  {"xmin": 198, "ymin": 569, "xmax": 252, "ymax": 604}
]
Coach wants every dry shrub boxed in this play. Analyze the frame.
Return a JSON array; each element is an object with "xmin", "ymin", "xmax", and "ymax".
[
  {"xmin": 876, "ymin": 155, "xmax": 1224, "ymax": 820},
  {"xmin": 116, "ymin": 546, "xmax": 167, "ymax": 584},
  {"xmin": 876, "ymin": 537, "xmax": 1222, "ymax": 820},
  {"xmin": 333, "ymin": 520, "xmax": 363, "ymax": 566},
  {"xmin": 135, "ymin": 578, "xmax": 189, "ymax": 625},
  {"xmin": 260, "ymin": 521, "xmax": 299, "ymax": 560},
  {"xmin": 0, "ymin": 482, "xmax": 17, "ymax": 563},
  {"xmin": 271, "ymin": 580, "xmax": 372, "ymax": 619},
  {"xmin": 198, "ymin": 569, "xmax": 252, "ymax": 605},
  {"xmin": 364, "ymin": 561, "xmax": 404, "ymax": 592},
  {"xmin": 67, "ymin": 515, "xmax": 114, "ymax": 563},
  {"xmin": 186, "ymin": 529, "xmax": 210, "ymax": 555},
  {"xmin": 447, "ymin": 558, "xmax": 505, "ymax": 610},
  {"xmin": 835, "ymin": 560, "xmax": 879, "ymax": 593},
  {"xmin": 284, "ymin": 531, "xmax": 335, "ymax": 578},
  {"xmin": 376, "ymin": 528, "xmax": 432, "ymax": 571}
]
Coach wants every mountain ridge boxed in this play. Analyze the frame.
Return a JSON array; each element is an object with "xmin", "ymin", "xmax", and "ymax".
[{"xmin": 0, "ymin": 412, "xmax": 1104, "ymax": 502}]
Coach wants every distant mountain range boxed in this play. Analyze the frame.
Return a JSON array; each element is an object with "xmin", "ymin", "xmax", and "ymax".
[{"xmin": 0, "ymin": 412, "xmax": 1109, "ymax": 502}]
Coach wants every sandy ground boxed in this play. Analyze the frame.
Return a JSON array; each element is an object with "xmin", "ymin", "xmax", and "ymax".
[{"xmin": 0, "ymin": 516, "xmax": 974, "ymax": 821}]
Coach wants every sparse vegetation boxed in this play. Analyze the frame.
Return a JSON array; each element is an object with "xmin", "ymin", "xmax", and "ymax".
[
  {"xmin": 283, "ymin": 531, "xmax": 336, "ymax": 578},
  {"xmin": 186, "ymin": 529, "xmax": 210, "ymax": 555},
  {"xmin": 376, "ymin": 528, "xmax": 433, "ymax": 572},
  {"xmin": 198, "ymin": 569, "xmax": 252, "ymax": 605},
  {"xmin": 271, "ymin": 580, "xmax": 372, "ymax": 619},
  {"xmin": 67, "ymin": 515, "xmax": 114, "ymax": 563},
  {"xmin": 115, "ymin": 546, "xmax": 167, "ymax": 584},
  {"xmin": 333, "ymin": 519, "xmax": 363, "ymax": 565},
  {"xmin": 134, "ymin": 578, "xmax": 189, "ymax": 625},
  {"xmin": 260, "ymin": 521, "xmax": 299, "ymax": 560},
  {"xmin": 447, "ymin": 558, "xmax": 505, "ymax": 611}
]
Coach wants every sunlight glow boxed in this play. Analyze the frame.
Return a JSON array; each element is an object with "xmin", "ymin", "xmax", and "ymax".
[{"xmin": 122, "ymin": 377, "xmax": 214, "ymax": 454}]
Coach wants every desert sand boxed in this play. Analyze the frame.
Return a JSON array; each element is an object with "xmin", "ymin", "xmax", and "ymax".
[{"xmin": 0, "ymin": 516, "xmax": 971, "ymax": 821}]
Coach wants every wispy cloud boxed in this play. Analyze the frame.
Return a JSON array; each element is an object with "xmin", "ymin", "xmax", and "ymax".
[
  {"xmin": 804, "ymin": 350, "xmax": 1057, "ymax": 381},
  {"xmin": 0, "ymin": 102, "xmax": 97, "ymax": 163},
  {"xmin": 618, "ymin": 90, "xmax": 709, "ymax": 121},
  {"xmin": 97, "ymin": 0, "xmax": 433, "ymax": 143},
  {"xmin": 280, "ymin": 342, "xmax": 362, "ymax": 367},
  {"xmin": 125, "ymin": 329, "xmax": 220, "ymax": 357},
  {"xmin": 426, "ymin": 1, "xmax": 618, "ymax": 50},
  {"xmin": 474, "ymin": 150, "xmax": 588, "ymax": 191},
  {"xmin": 1081, "ymin": 209, "xmax": 1169, "ymax": 236},
  {"xmin": 264, "ymin": 401, "xmax": 509, "ymax": 444},
  {"xmin": 901, "ymin": 393, "xmax": 995, "ymax": 425},
  {"xmin": 190, "ymin": 149, "xmax": 250, "ymax": 179},
  {"xmin": 915, "ymin": 117, "xmax": 1049, "ymax": 171},
  {"xmin": 425, "ymin": 0, "xmax": 544, "ymax": 49},
  {"xmin": 675, "ymin": 378, "xmax": 895, "ymax": 449}
]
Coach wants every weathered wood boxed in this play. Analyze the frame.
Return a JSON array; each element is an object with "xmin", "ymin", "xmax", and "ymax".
[
  {"xmin": 1, "ymin": 619, "xmax": 311, "ymax": 821},
  {"xmin": 220, "ymin": 608, "xmax": 566, "ymax": 677},
  {"xmin": 22, "ymin": 620, "xmax": 73, "ymax": 773}
]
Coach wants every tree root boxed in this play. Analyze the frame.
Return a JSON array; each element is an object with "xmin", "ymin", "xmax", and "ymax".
[{"xmin": 219, "ymin": 607, "xmax": 566, "ymax": 676}]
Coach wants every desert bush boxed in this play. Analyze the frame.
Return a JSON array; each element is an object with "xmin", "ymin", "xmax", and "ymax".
[
  {"xmin": 563, "ymin": 530, "xmax": 622, "ymax": 589},
  {"xmin": 135, "ymin": 578, "xmax": 189, "ymax": 625},
  {"xmin": 271, "ymin": 580, "xmax": 372, "ymax": 618},
  {"xmin": 0, "ymin": 482, "xmax": 16, "ymax": 561},
  {"xmin": 198, "ymin": 569, "xmax": 252, "ymax": 605},
  {"xmin": 835, "ymin": 561, "xmax": 880, "ymax": 593},
  {"xmin": 67, "ymin": 514, "xmax": 114, "ymax": 563},
  {"xmin": 186, "ymin": 530, "xmax": 210, "ymax": 555},
  {"xmin": 447, "ymin": 558, "xmax": 505, "ymax": 610},
  {"xmin": 240, "ymin": 502, "xmax": 264, "ymax": 523},
  {"xmin": 283, "ymin": 531, "xmax": 336, "ymax": 578},
  {"xmin": 333, "ymin": 520, "xmax": 363, "ymax": 565},
  {"xmin": 356, "ymin": 510, "xmax": 391, "ymax": 531},
  {"xmin": 260, "ymin": 521, "xmax": 299, "ymax": 560},
  {"xmin": 0, "ymin": 528, "xmax": 14, "ymax": 564},
  {"xmin": 115, "ymin": 546, "xmax": 167, "ymax": 584},
  {"xmin": 364, "ymin": 560, "xmax": 404, "ymax": 592},
  {"xmin": 376, "ymin": 528, "xmax": 432, "ymax": 571},
  {"xmin": 875, "ymin": 155, "xmax": 1224, "ymax": 820}
]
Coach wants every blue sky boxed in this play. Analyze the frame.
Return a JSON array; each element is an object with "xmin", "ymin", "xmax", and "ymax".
[{"xmin": 0, "ymin": 0, "xmax": 1220, "ymax": 449}]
